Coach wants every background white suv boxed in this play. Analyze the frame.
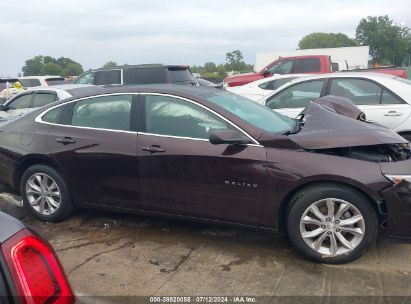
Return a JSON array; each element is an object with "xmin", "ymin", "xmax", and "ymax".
[{"xmin": 18, "ymin": 76, "xmax": 67, "ymax": 88}]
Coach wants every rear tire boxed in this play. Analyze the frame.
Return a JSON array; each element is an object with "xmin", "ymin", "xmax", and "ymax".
[
  {"xmin": 20, "ymin": 165, "xmax": 74, "ymax": 222},
  {"xmin": 287, "ymin": 183, "xmax": 377, "ymax": 264}
]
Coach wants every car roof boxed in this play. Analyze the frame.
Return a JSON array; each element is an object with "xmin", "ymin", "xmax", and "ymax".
[
  {"xmin": 19, "ymin": 75, "xmax": 64, "ymax": 79},
  {"xmin": 58, "ymin": 84, "xmax": 220, "ymax": 100},
  {"xmin": 26, "ymin": 84, "xmax": 97, "ymax": 96},
  {"xmin": 287, "ymin": 72, "xmax": 397, "ymax": 84},
  {"xmin": 250, "ymin": 74, "xmax": 312, "ymax": 86},
  {"xmin": 90, "ymin": 64, "xmax": 190, "ymax": 72}
]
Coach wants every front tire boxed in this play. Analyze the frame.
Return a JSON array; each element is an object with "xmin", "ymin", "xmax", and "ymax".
[
  {"xmin": 287, "ymin": 183, "xmax": 378, "ymax": 264},
  {"xmin": 20, "ymin": 164, "xmax": 74, "ymax": 222}
]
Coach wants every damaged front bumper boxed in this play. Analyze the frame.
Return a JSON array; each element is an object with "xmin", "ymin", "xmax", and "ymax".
[
  {"xmin": 380, "ymin": 160, "xmax": 411, "ymax": 239},
  {"xmin": 382, "ymin": 180, "xmax": 411, "ymax": 239}
]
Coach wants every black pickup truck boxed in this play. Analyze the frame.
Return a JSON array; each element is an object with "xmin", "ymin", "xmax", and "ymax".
[{"xmin": 0, "ymin": 211, "xmax": 75, "ymax": 304}]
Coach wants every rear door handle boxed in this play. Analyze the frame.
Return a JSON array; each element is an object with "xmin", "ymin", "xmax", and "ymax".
[
  {"xmin": 56, "ymin": 137, "xmax": 76, "ymax": 145},
  {"xmin": 384, "ymin": 111, "xmax": 403, "ymax": 117},
  {"xmin": 141, "ymin": 145, "xmax": 166, "ymax": 153}
]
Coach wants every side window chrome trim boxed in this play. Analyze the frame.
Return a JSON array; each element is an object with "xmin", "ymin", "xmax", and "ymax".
[
  {"xmin": 140, "ymin": 92, "xmax": 260, "ymax": 145},
  {"xmin": 35, "ymin": 92, "xmax": 261, "ymax": 145},
  {"xmin": 138, "ymin": 132, "xmax": 263, "ymax": 147},
  {"xmin": 41, "ymin": 123, "xmax": 137, "ymax": 134}
]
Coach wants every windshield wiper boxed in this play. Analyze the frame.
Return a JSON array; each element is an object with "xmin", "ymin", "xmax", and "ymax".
[{"xmin": 285, "ymin": 114, "xmax": 305, "ymax": 135}]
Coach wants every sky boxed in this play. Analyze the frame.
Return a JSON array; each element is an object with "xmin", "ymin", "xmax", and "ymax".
[{"xmin": 1, "ymin": 0, "xmax": 411, "ymax": 77}]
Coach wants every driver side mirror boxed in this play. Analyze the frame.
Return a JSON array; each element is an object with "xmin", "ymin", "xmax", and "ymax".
[
  {"xmin": 209, "ymin": 129, "xmax": 250, "ymax": 145},
  {"xmin": 262, "ymin": 69, "xmax": 271, "ymax": 77}
]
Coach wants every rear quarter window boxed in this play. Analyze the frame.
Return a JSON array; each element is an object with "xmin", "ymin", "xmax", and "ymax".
[
  {"xmin": 45, "ymin": 78, "xmax": 67, "ymax": 85},
  {"xmin": 124, "ymin": 67, "xmax": 168, "ymax": 84},
  {"xmin": 42, "ymin": 106, "xmax": 65, "ymax": 123},
  {"xmin": 168, "ymin": 68, "xmax": 195, "ymax": 84}
]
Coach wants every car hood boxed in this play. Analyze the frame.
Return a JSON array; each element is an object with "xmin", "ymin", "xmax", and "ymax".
[{"xmin": 288, "ymin": 97, "xmax": 407, "ymax": 150}]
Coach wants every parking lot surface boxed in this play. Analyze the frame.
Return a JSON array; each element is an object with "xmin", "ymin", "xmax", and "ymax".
[{"xmin": 1, "ymin": 198, "xmax": 411, "ymax": 303}]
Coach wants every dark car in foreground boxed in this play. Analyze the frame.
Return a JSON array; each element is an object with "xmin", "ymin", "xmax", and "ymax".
[
  {"xmin": 0, "ymin": 212, "xmax": 75, "ymax": 303},
  {"xmin": 74, "ymin": 64, "xmax": 197, "ymax": 86},
  {"xmin": 0, "ymin": 85, "xmax": 411, "ymax": 263}
]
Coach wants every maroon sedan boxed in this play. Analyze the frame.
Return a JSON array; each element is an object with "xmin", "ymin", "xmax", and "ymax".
[{"xmin": 0, "ymin": 85, "xmax": 410, "ymax": 264}]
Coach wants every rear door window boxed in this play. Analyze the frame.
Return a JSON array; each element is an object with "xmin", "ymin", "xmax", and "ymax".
[
  {"xmin": 266, "ymin": 80, "xmax": 325, "ymax": 109},
  {"xmin": 293, "ymin": 58, "xmax": 321, "ymax": 73},
  {"xmin": 6, "ymin": 93, "xmax": 34, "ymax": 109},
  {"xmin": 19, "ymin": 79, "xmax": 41, "ymax": 87},
  {"xmin": 94, "ymin": 70, "xmax": 121, "ymax": 85},
  {"xmin": 329, "ymin": 79, "xmax": 383, "ymax": 105},
  {"xmin": 124, "ymin": 67, "xmax": 168, "ymax": 84},
  {"xmin": 71, "ymin": 94, "xmax": 133, "ymax": 131},
  {"xmin": 33, "ymin": 93, "xmax": 58, "ymax": 107}
]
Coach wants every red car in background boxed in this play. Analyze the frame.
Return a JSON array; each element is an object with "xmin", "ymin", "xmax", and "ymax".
[
  {"xmin": 223, "ymin": 55, "xmax": 408, "ymax": 88},
  {"xmin": 224, "ymin": 55, "xmax": 332, "ymax": 88}
]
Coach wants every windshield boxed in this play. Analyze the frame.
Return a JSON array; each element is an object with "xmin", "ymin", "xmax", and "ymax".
[{"xmin": 206, "ymin": 92, "xmax": 295, "ymax": 134}]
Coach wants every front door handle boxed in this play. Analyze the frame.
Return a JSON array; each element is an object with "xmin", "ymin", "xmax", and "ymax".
[
  {"xmin": 56, "ymin": 137, "xmax": 76, "ymax": 145},
  {"xmin": 384, "ymin": 111, "xmax": 403, "ymax": 117},
  {"xmin": 141, "ymin": 145, "xmax": 166, "ymax": 153}
]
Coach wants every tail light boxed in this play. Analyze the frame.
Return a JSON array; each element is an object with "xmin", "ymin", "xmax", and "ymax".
[{"xmin": 1, "ymin": 229, "xmax": 76, "ymax": 304}]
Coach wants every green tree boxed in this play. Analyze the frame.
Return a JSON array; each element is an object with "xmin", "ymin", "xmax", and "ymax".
[
  {"xmin": 356, "ymin": 15, "xmax": 410, "ymax": 65},
  {"xmin": 22, "ymin": 55, "xmax": 83, "ymax": 76},
  {"xmin": 57, "ymin": 57, "xmax": 77, "ymax": 68},
  {"xmin": 225, "ymin": 50, "xmax": 246, "ymax": 71},
  {"xmin": 43, "ymin": 56, "xmax": 58, "ymax": 65},
  {"xmin": 298, "ymin": 32, "xmax": 357, "ymax": 49},
  {"xmin": 63, "ymin": 63, "xmax": 83, "ymax": 76},
  {"xmin": 103, "ymin": 61, "xmax": 118, "ymax": 68},
  {"xmin": 41, "ymin": 62, "xmax": 64, "ymax": 75},
  {"xmin": 204, "ymin": 62, "xmax": 217, "ymax": 73},
  {"xmin": 217, "ymin": 64, "xmax": 227, "ymax": 78},
  {"xmin": 22, "ymin": 55, "xmax": 44, "ymax": 76}
]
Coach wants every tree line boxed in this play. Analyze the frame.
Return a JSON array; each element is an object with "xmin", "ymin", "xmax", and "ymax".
[
  {"xmin": 20, "ymin": 15, "xmax": 411, "ymax": 80},
  {"xmin": 299, "ymin": 15, "xmax": 411, "ymax": 66},
  {"xmin": 22, "ymin": 55, "xmax": 83, "ymax": 77}
]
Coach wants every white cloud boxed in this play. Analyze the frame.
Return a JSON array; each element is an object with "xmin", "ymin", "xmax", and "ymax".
[{"xmin": 0, "ymin": 0, "xmax": 410, "ymax": 76}]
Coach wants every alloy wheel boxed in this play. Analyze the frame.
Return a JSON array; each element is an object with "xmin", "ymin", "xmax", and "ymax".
[
  {"xmin": 299, "ymin": 198, "xmax": 365, "ymax": 256},
  {"xmin": 25, "ymin": 173, "xmax": 61, "ymax": 216}
]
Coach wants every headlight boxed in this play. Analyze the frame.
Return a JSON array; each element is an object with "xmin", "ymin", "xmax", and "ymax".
[{"xmin": 383, "ymin": 174, "xmax": 411, "ymax": 184}]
